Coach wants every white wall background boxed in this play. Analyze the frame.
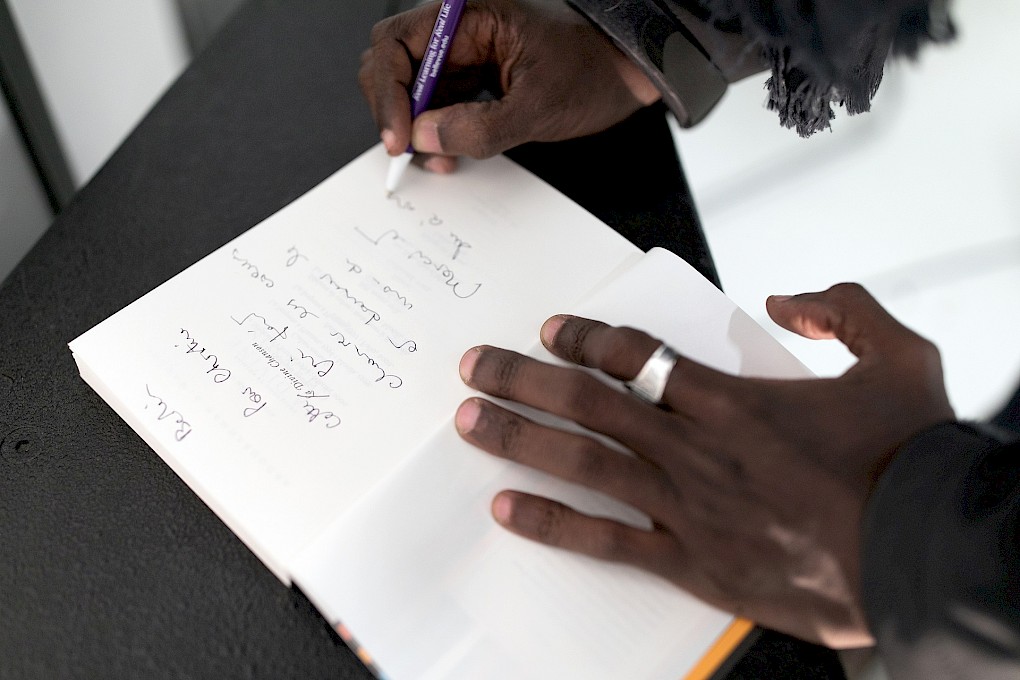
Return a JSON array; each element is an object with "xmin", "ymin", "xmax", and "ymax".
[
  {"xmin": 675, "ymin": 1, "xmax": 1020, "ymax": 420},
  {"xmin": 7, "ymin": 0, "xmax": 189, "ymax": 186},
  {"xmin": 1, "ymin": 0, "xmax": 189, "ymax": 285},
  {"xmin": 0, "ymin": 95, "xmax": 51, "ymax": 280}
]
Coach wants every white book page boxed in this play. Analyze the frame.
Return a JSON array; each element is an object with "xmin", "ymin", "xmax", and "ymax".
[
  {"xmin": 68, "ymin": 144, "xmax": 640, "ymax": 581},
  {"xmin": 293, "ymin": 248, "xmax": 813, "ymax": 679}
]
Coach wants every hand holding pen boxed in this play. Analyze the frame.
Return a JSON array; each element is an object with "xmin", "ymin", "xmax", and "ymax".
[
  {"xmin": 382, "ymin": 0, "xmax": 467, "ymax": 194},
  {"xmin": 359, "ymin": 0, "xmax": 660, "ymax": 189}
]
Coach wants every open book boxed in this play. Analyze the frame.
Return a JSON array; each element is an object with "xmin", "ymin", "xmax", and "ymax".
[{"xmin": 69, "ymin": 144, "xmax": 812, "ymax": 679}]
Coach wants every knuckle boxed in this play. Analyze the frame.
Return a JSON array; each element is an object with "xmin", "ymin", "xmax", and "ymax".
[
  {"xmin": 368, "ymin": 19, "xmax": 395, "ymax": 45},
  {"xmin": 829, "ymin": 281, "xmax": 868, "ymax": 301},
  {"xmin": 564, "ymin": 438, "xmax": 607, "ymax": 484},
  {"xmin": 457, "ymin": 112, "xmax": 502, "ymax": 159},
  {"xmin": 914, "ymin": 336, "xmax": 943, "ymax": 365},
  {"xmin": 605, "ymin": 326, "xmax": 650, "ymax": 367},
  {"xmin": 557, "ymin": 372, "xmax": 610, "ymax": 422},
  {"xmin": 550, "ymin": 317, "xmax": 602, "ymax": 365},
  {"xmin": 599, "ymin": 326, "xmax": 656, "ymax": 375},
  {"xmin": 898, "ymin": 334, "xmax": 944, "ymax": 376},
  {"xmin": 688, "ymin": 385, "xmax": 738, "ymax": 423},
  {"xmin": 587, "ymin": 523, "xmax": 631, "ymax": 561},
  {"xmin": 533, "ymin": 504, "xmax": 564, "ymax": 544},
  {"xmin": 646, "ymin": 472, "xmax": 683, "ymax": 518},
  {"xmin": 357, "ymin": 62, "xmax": 373, "ymax": 95},
  {"xmin": 496, "ymin": 413, "xmax": 525, "ymax": 461},
  {"xmin": 491, "ymin": 352, "xmax": 522, "ymax": 396}
]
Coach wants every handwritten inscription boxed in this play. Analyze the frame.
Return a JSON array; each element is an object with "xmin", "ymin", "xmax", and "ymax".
[
  {"xmin": 286, "ymin": 298, "xmax": 320, "ymax": 319},
  {"xmin": 406, "ymin": 250, "xmax": 481, "ymax": 299},
  {"xmin": 241, "ymin": 386, "xmax": 267, "ymax": 418},
  {"xmin": 330, "ymin": 330, "xmax": 403, "ymax": 388},
  {"xmin": 371, "ymin": 278, "xmax": 413, "ymax": 310},
  {"xmin": 318, "ymin": 273, "xmax": 382, "ymax": 326},
  {"xmin": 355, "ymin": 226, "xmax": 481, "ymax": 300},
  {"xmin": 285, "ymin": 246, "xmax": 308, "ymax": 268},
  {"xmin": 231, "ymin": 312, "xmax": 289, "ymax": 341},
  {"xmin": 449, "ymin": 232, "xmax": 471, "ymax": 260},
  {"xmin": 295, "ymin": 347, "xmax": 334, "ymax": 378},
  {"xmin": 355, "ymin": 226, "xmax": 402, "ymax": 247},
  {"xmin": 389, "ymin": 337, "xmax": 418, "ymax": 353},
  {"xmin": 144, "ymin": 384, "xmax": 192, "ymax": 441},
  {"xmin": 176, "ymin": 329, "xmax": 231, "ymax": 383},
  {"xmin": 387, "ymin": 193, "xmax": 415, "ymax": 211},
  {"xmin": 231, "ymin": 249, "xmax": 274, "ymax": 288},
  {"xmin": 296, "ymin": 390, "xmax": 341, "ymax": 429}
]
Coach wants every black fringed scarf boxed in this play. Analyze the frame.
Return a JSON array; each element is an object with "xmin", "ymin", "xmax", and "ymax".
[{"xmin": 686, "ymin": 0, "xmax": 957, "ymax": 135}]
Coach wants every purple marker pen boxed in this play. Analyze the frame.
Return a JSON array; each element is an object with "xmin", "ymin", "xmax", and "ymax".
[{"xmin": 385, "ymin": 0, "xmax": 467, "ymax": 195}]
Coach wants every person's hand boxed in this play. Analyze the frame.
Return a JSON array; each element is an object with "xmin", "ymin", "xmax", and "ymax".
[
  {"xmin": 359, "ymin": 0, "xmax": 660, "ymax": 173},
  {"xmin": 454, "ymin": 283, "xmax": 954, "ymax": 648}
]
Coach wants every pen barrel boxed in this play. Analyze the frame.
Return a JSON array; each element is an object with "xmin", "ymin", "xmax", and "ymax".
[{"xmin": 409, "ymin": 0, "xmax": 467, "ymax": 118}]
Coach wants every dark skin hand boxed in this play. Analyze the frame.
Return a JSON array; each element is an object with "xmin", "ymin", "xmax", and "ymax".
[
  {"xmin": 454, "ymin": 283, "xmax": 955, "ymax": 648},
  {"xmin": 359, "ymin": 0, "xmax": 660, "ymax": 174}
]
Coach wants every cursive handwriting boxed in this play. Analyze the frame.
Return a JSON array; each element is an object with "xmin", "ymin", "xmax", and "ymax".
[
  {"xmin": 318, "ymin": 273, "xmax": 382, "ymax": 326},
  {"xmin": 370, "ymin": 278, "xmax": 413, "ymax": 310},
  {"xmin": 231, "ymin": 312, "xmax": 289, "ymax": 341},
  {"xmin": 231, "ymin": 249, "xmax": 274, "ymax": 288},
  {"xmin": 449, "ymin": 232, "xmax": 471, "ymax": 261},
  {"xmin": 176, "ymin": 329, "xmax": 231, "ymax": 383},
  {"xmin": 355, "ymin": 226, "xmax": 403, "ymax": 247},
  {"xmin": 295, "ymin": 347, "xmax": 334, "ymax": 378},
  {"xmin": 251, "ymin": 342, "xmax": 306, "ymax": 392},
  {"xmin": 330, "ymin": 330, "xmax": 403, "ymax": 388},
  {"xmin": 296, "ymin": 390, "xmax": 341, "ymax": 429},
  {"xmin": 386, "ymin": 193, "xmax": 415, "ymax": 211},
  {"xmin": 144, "ymin": 384, "xmax": 192, "ymax": 441},
  {"xmin": 389, "ymin": 337, "xmax": 418, "ymax": 353},
  {"xmin": 285, "ymin": 246, "xmax": 308, "ymax": 268},
  {"xmin": 286, "ymin": 298, "xmax": 320, "ymax": 320},
  {"xmin": 407, "ymin": 250, "xmax": 481, "ymax": 299},
  {"xmin": 241, "ymin": 386, "xmax": 267, "ymax": 418}
]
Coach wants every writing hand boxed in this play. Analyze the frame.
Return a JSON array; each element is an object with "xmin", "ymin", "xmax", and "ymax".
[
  {"xmin": 360, "ymin": 0, "xmax": 659, "ymax": 173},
  {"xmin": 455, "ymin": 283, "xmax": 954, "ymax": 648}
]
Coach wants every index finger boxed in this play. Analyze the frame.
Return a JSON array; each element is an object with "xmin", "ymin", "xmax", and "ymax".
[
  {"xmin": 362, "ymin": 3, "xmax": 497, "ymax": 154},
  {"xmin": 362, "ymin": 9, "xmax": 436, "ymax": 153}
]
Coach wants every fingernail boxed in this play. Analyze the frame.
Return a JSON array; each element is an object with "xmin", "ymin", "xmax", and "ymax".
[
  {"xmin": 381, "ymin": 129, "xmax": 397, "ymax": 154},
  {"xmin": 455, "ymin": 399, "xmax": 481, "ymax": 433},
  {"xmin": 540, "ymin": 315, "xmax": 567, "ymax": 347},
  {"xmin": 492, "ymin": 493, "xmax": 512, "ymax": 524},
  {"xmin": 459, "ymin": 347, "xmax": 481, "ymax": 383},
  {"xmin": 412, "ymin": 119, "xmax": 442, "ymax": 154},
  {"xmin": 769, "ymin": 295, "xmax": 793, "ymax": 303}
]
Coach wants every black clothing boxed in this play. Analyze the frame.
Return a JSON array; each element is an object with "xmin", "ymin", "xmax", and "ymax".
[{"xmin": 863, "ymin": 422, "xmax": 1020, "ymax": 680}]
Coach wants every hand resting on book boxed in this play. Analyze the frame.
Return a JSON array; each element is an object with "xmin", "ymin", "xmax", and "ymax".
[{"xmin": 454, "ymin": 282, "xmax": 954, "ymax": 649}]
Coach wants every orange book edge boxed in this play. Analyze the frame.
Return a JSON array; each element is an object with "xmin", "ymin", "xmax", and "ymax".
[
  {"xmin": 334, "ymin": 615, "xmax": 754, "ymax": 680},
  {"xmin": 683, "ymin": 617, "xmax": 755, "ymax": 680}
]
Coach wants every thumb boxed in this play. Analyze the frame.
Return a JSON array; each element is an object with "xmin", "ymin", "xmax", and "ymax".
[
  {"xmin": 411, "ymin": 95, "xmax": 534, "ymax": 160},
  {"xmin": 766, "ymin": 283, "xmax": 918, "ymax": 360}
]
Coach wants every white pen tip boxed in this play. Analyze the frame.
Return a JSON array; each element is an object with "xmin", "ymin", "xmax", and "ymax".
[{"xmin": 385, "ymin": 152, "xmax": 414, "ymax": 195}]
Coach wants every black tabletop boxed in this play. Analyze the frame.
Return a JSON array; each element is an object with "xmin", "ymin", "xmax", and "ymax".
[{"xmin": 0, "ymin": 1, "xmax": 843, "ymax": 677}]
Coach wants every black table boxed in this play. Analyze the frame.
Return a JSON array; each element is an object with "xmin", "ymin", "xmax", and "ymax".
[{"xmin": 0, "ymin": 2, "xmax": 845, "ymax": 677}]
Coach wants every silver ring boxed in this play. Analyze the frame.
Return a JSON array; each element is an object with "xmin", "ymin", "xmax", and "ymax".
[{"xmin": 625, "ymin": 344, "xmax": 679, "ymax": 404}]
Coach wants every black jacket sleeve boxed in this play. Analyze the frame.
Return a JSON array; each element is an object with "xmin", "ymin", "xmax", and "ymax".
[{"xmin": 861, "ymin": 422, "xmax": 1020, "ymax": 679}]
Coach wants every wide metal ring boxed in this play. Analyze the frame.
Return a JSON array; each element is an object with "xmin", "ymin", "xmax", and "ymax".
[{"xmin": 625, "ymin": 344, "xmax": 679, "ymax": 405}]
